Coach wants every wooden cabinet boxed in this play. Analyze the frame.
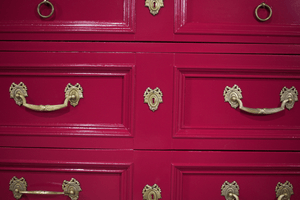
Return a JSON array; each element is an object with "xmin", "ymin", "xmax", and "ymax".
[{"xmin": 0, "ymin": 0, "xmax": 300, "ymax": 200}]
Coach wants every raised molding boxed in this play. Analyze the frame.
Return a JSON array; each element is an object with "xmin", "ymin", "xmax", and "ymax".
[
  {"xmin": 0, "ymin": 0, "xmax": 135, "ymax": 33},
  {"xmin": 0, "ymin": 160, "xmax": 133, "ymax": 200},
  {"xmin": 172, "ymin": 163, "xmax": 300, "ymax": 200},
  {"xmin": 173, "ymin": 66, "xmax": 300, "ymax": 139},
  {"xmin": 174, "ymin": 0, "xmax": 300, "ymax": 36},
  {"xmin": 0, "ymin": 64, "xmax": 135, "ymax": 137}
]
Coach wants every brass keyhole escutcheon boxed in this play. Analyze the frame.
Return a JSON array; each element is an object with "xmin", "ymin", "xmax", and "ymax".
[
  {"xmin": 143, "ymin": 184, "xmax": 161, "ymax": 200},
  {"xmin": 145, "ymin": 0, "xmax": 164, "ymax": 16},
  {"xmin": 144, "ymin": 87, "xmax": 163, "ymax": 112}
]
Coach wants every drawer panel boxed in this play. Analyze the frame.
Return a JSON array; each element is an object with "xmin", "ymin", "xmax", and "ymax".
[
  {"xmin": 0, "ymin": 0, "xmax": 134, "ymax": 33},
  {"xmin": 173, "ymin": 54, "xmax": 300, "ymax": 150},
  {"xmin": 175, "ymin": 0, "xmax": 300, "ymax": 38},
  {"xmin": 0, "ymin": 52, "xmax": 135, "ymax": 149},
  {"xmin": 0, "ymin": 148, "xmax": 133, "ymax": 200},
  {"xmin": 134, "ymin": 151, "xmax": 300, "ymax": 200}
]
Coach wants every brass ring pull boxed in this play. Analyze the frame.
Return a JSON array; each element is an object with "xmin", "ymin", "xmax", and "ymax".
[
  {"xmin": 224, "ymin": 85, "xmax": 298, "ymax": 115},
  {"xmin": 9, "ymin": 82, "xmax": 83, "ymax": 112},
  {"xmin": 9, "ymin": 176, "xmax": 81, "ymax": 200},
  {"xmin": 255, "ymin": 3, "xmax": 272, "ymax": 22},
  {"xmin": 37, "ymin": 0, "xmax": 54, "ymax": 18}
]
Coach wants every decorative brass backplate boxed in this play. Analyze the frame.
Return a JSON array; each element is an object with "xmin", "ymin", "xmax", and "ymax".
[
  {"xmin": 144, "ymin": 87, "xmax": 163, "ymax": 112},
  {"xmin": 145, "ymin": 0, "xmax": 164, "ymax": 15},
  {"xmin": 221, "ymin": 181, "xmax": 240, "ymax": 200},
  {"xmin": 142, "ymin": 184, "xmax": 162, "ymax": 200},
  {"xmin": 9, "ymin": 177, "xmax": 27, "ymax": 200},
  {"xmin": 9, "ymin": 176, "xmax": 81, "ymax": 200},
  {"xmin": 9, "ymin": 82, "xmax": 83, "ymax": 111},
  {"xmin": 276, "ymin": 181, "xmax": 294, "ymax": 200},
  {"xmin": 9, "ymin": 82, "xmax": 28, "ymax": 106}
]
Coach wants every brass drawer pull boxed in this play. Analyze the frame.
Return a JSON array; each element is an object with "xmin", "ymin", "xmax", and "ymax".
[
  {"xmin": 276, "ymin": 181, "xmax": 294, "ymax": 200},
  {"xmin": 255, "ymin": 3, "xmax": 272, "ymax": 22},
  {"xmin": 221, "ymin": 181, "xmax": 239, "ymax": 200},
  {"xmin": 221, "ymin": 181, "xmax": 294, "ymax": 200},
  {"xmin": 223, "ymin": 85, "xmax": 298, "ymax": 115},
  {"xmin": 9, "ymin": 176, "xmax": 82, "ymax": 200},
  {"xmin": 9, "ymin": 82, "xmax": 83, "ymax": 111},
  {"xmin": 37, "ymin": 0, "xmax": 55, "ymax": 18}
]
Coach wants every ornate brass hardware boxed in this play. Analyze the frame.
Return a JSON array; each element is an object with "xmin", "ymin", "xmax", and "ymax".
[
  {"xmin": 276, "ymin": 181, "xmax": 294, "ymax": 200},
  {"xmin": 9, "ymin": 176, "xmax": 82, "ymax": 200},
  {"xmin": 223, "ymin": 85, "xmax": 298, "ymax": 114},
  {"xmin": 144, "ymin": 87, "xmax": 163, "ymax": 112},
  {"xmin": 255, "ymin": 3, "xmax": 272, "ymax": 22},
  {"xmin": 37, "ymin": 0, "xmax": 55, "ymax": 18},
  {"xmin": 10, "ymin": 82, "xmax": 83, "ymax": 111},
  {"xmin": 145, "ymin": 0, "xmax": 164, "ymax": 16},
  {"xmin": 142, "ymin": 184, "xmax": 162, "ymax": 200},
  {"xmin": 221, "ymin": 181, "xmax": 239, "ymax": 200}
]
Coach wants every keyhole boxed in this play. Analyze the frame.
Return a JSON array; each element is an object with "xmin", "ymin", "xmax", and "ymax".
[
  {"xmin": 152, "ymin": 97, "xmax": 155, "ymax": 104},
  {"xmin": 153, "ymin": 1, "xmax": 156, "ymax": 8},
  {"xmin": 151, "ymin": 194, "xmax": 154, "ymax": 200}
]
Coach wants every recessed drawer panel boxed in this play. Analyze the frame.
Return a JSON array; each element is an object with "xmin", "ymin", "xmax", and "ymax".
[
  {"xmin": 174, "ymin": 0, "xmax": 300, "ymax": 39},
  {"xmin": 0, "ymin": 148, "xmax": 133, "ymax": 200},
  {"xmin": 0, "ymin": 52, "xmax": 135, "ymax": 149},
  {"xmin": 0, "ymin": 0, "xmax": 135, "ymax": 35},
  {"xmin": 173, "ymin": 54, "xmax": 300, "ymax": 150}
]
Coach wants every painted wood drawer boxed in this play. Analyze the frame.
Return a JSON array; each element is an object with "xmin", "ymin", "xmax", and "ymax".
[
  {"xmin": 1, "ymin": 0, "xmax": 300, "ymax": 43},
  {"xmin": 135, "ymin": 151, "xmax": 300, "ymax": 200},
  {"xmin": 0, "ymin": 148, "xmax": 133, "ymax": 200},
  {"xmin": 169, "ymin": 53, "xmax": 300, "ymax": 151},
  {"xmin": 0, "ymin": 52, "xmax": 135, "ymax": 149}
]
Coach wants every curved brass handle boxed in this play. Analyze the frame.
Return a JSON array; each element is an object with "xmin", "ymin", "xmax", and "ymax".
[
  {"xmin": 224, "ymin": 85, "xmax": 298, "ymax": 115},
  {"xmin": 37, "ymin": 0, "xmax": 54, "ymax": 18},
  {"xmin": 10, "ymin": 82, "xmax": 83, "ymax": 111},
  {"xmin": 9, "ymin": 176, "xmax": 81, "ymax": 200},
  {"xmin": 255, "ymin": 3, "xmax": 272, "ymax": 22}
]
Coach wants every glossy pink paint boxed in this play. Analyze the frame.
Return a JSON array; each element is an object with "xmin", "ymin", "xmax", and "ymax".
[{"xmin": 1, "ymin": 0, "xmax": 300, "ymax": 199}]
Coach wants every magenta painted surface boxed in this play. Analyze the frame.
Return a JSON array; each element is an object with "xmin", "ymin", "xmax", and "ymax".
[
  {"xmin": 0, "ymin": 0, "xmax": 300, "ymax": 198},
  {"xmin": 0, "ymin": 0, "xmax": 300, "ymax": 43}
]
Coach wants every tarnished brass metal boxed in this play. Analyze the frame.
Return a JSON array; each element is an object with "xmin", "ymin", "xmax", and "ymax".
[
  {"xmin": 223, "ymin": 85, "xmax": 298, "ymax": 114},
  {"xmin": 276, "ymin": 181, "xmax": 294, "ymax": 200},
  {"xmin": 37, "ymin": 0, "xmax": 54, "ymax": 18},
  {"xmin": 142, "ymin": 184, "xmax": 162, "ymax": 200},
  {"xmin": 144, "ymin": 87, "xmax": 163, "ymax": 112},
  {"xmin": 9, "ymin": 177, "xmax": 82, "ymax": 200},
  {"xmin": 9, "ymin": 82, "xmax": 83, "ymax": 111},
  {"xmin": 221, "ymin": 181, "xmax": 239, "ymax": 200},
  {"xmin": 145, "ymin": 0, "xmax": 164, "ymax": 15},
  {"xmin": 255, "ymin": 3, "xmax": 272, "ymax": 22}
]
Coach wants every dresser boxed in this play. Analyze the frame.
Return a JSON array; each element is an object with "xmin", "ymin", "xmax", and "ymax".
[{"xmin": 1, "ymin": 0, "xmax": 300, "ymax": 199}]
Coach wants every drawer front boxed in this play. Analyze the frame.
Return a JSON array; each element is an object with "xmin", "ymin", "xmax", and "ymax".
[
  {"xmin": 0, "ymin": 0, "xmax": 135, "ymax": 38},
  {"xmin": 172, "ymin": 53, "xmax": 300, "ymax": 150},
  {"xmin": 0, "ymin": 52, "xmax": 135, "ymax": 149},
  {"xmin": 0, "ymin": 148, "xmax": 133, "ymax": 200},
  {"xmin": 174, "ymin": 0, "xmax": 300, "ymax": 43},
  {"xmin": 134, "ymin": 151, "xmax": 300, "ymax": 200}
]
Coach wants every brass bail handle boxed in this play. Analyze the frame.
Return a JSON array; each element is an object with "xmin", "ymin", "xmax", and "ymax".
[
  {"xmin": 223, "ymin": 85, "xmax": 298, "ymax": 115},
  {"xmin": 9, "ymin": 82, "xmax": 83, "ymax": 112},
  {"xmin": 9, "ymin": 177, "xmax": 82, "ymax": 200},
  {"xmin": 255, "ymin": 2, "xmax": 272, "ymax": 22},
  {"xmin": 37, "ymin": 0, "xmax": 55, "ymax": 18}
]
